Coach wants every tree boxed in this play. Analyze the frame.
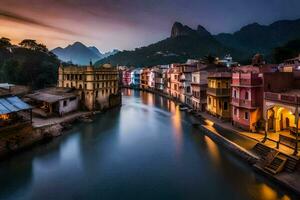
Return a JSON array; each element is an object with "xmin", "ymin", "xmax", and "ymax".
[
  {"xmin": 203, "ymin": 54, "xmax": 216, "ymax": 64},
  {"xmin": 0, "ymin": 37, "xmax": 11, "ymax": 48},
  {"xmin": 19, "ymin": 39, "xmax": 39, "ymax": 50}
]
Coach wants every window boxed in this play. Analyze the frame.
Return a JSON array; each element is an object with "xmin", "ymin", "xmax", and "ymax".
[
  {"xmin": 66, "ymin": 83, "xmax": 69, "ymax": 88},
  {"xmin": 224, "ymin": 102, "xmax": 228, "ymax": 110},
  {"xmin": 234, "ymin": 90, "xmax": 237, "ymax": 98},
  {"xmin": 245, "ymin": 112, "xmax": 249, "ymax": 120},
  {"xmin": 217, "ymin": 82, "xmax": 221, "ymax": 88},
  {"xmin": 226, "ymin": 82, "xmax": 229, "ymax": 88},
  {"xmin": 245, "ymin": 91, "xmax": 249, "ymax": 100},
  {"xmin": 187, "ymin": 86, "xmax": 191, "ymax": 93},
  {"xmin": 96, "ymin": 91, "xmax": 98, "ymax": 98},
  {"xmin": 70, "ymin": 97, "xmax": 76, "ymax": 101},
  {"xmin": 84, "ymin": 84, "xmax": 87, "ymax": 89},
  {"xmin": 219, "ymin": 101, "xmax": 222, "ymax": 109},
  {"xmin": 208, "ymin": 97, "xmax": 211, "ymax": 105},
  {"xmin": 63, "ymin": 100, "xmax": 67, "ymax": 107},
  {"xmin": 234, "ymin": 108, "xmax": 237, "ymax": 115}
]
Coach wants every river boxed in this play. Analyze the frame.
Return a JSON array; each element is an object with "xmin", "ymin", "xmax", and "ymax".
[{"xmin": 0, "ymin": 89, "xmax": 297, "ymax": 200}]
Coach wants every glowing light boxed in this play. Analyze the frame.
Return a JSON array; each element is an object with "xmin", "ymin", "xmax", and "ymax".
[
  {"xmin": 205, "ymin": 119, "xmax": 214, "ymax": 126},
  {"xmin": 0, "ymin": 114, "xmax": 9, "ymax": 120}
]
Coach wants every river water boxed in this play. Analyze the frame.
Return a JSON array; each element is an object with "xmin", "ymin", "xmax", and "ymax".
[{"xmin": 0, "ymin": 89, "xmax": 298, "ymax": 200}]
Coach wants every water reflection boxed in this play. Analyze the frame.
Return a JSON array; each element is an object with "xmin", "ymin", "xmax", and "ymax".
[{"xmin": 0, "ymin": 89, "xmax": 298, "ymax": 200}]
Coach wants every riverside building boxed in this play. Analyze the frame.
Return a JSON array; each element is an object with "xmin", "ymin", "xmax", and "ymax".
[
  {"xmin": 206, "ymin": 71, "xmax": 232, "ymax": 119},
  {"xmin": 57, "ymin": 63, "xmax": 121, "ymax": 111}
]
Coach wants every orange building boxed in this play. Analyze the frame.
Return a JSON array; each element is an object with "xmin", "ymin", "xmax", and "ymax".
[{"xmin": 206, "ymin": 72, "xmax": 231, "ymax": 119}]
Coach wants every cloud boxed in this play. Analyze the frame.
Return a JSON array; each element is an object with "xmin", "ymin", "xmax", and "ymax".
[{"xmin": 0, "ymin": 9, "xmax": 82, "ymax": 36}]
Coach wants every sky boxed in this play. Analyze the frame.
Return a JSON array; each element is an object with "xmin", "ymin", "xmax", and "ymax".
[{"xmin": 0, "ymin": 0, "xmax": 300, "ymax": 52}]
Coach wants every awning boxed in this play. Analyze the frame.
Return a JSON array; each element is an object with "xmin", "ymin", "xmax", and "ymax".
[{"xmin": 0, "ymin": 96, "xmax": 32, "ymax": 115}]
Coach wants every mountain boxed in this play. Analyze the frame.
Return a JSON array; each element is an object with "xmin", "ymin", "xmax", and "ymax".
[
  {"xmin": 96, "ymin": 22, "xmax": 235, "ymax": 67},
  {"xmin": 96, "ymin": 18, "xmax": 300, "ymax": 67},
  {"xmin": 215, "ymin": 19, "xmax": 300, "ymax": 56},
  {"xmin": 88, "ymin": 46, "xmax": 102, "ymax": 57},
  {"xmin": 52, "ymin": 42, "xmax": 100, "ymax": 65},
  {"xmin": 101, "ymin": 49, "xmax": 120, "ymax": 58},
  {"xmin": 52, "ymin": 42, "xmax": 119, "ymax": 65}
]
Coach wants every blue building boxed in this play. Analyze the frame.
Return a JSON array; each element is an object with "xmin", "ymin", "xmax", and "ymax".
[{"xmin": 130, "ymin": 69, "xmax": 141, "ymax": 88}]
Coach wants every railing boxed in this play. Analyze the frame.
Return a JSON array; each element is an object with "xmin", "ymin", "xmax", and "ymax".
[
  {"xmin": 265, "ymin": 92, "xmax": 300, "ymax": 105},
  {"xmin": 231, "ymin": 97, "xmax": 259, "ymax": 108},
  {"xmin": 207, "ymin": 88, "xmax": 230, "ymax": 96}
]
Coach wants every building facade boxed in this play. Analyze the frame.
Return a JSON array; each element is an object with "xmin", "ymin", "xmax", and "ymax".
[
  {"xmin": 130, "ymin": 69, "xmax": 141, "ymax": 88},
  {"xmin": 191, "ymin": 71, "xmax": 208, "ymax": 111},
  {"xmin": 122, "ymin": 69, "xmax": 132, "ymax": 87},
  {"xmin": 140, "ymin": 68, "xmax": 150, "ymax": 89},
  {"xmin": 206, "ymin": 72, "xmax": 231, "ymax": 119},
  {"xmin": 231, "ymin": 72, "xmax": 263, "ymax": 131},
  {"xmin": 58, "ymin": 63, "xmax": 120, "ymax": 111}
]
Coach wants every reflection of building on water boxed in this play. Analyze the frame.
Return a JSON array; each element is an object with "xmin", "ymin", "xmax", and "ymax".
[
  {"xmin": 204, "ymin": 135, "xmax": 220, "ymax": 164},
  {"xmin": 171, "ymin": 104, "xmax": 183, "ymax": 153}
]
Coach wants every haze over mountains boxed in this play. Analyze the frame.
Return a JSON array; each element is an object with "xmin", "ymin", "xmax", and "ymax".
[
  {"xmin": 96, "ymin": 18, "xmax": 300, "ymax": 67},
  {"xmin": 52, "ymin": 42, "xmax": 119, "ymax": 65}
]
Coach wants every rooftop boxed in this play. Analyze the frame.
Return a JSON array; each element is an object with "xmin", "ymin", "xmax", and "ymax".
[
  {"xmin": 0, "ymin": 96, "xmax": 31, "ymax": 115},
  {"xmin": 26, "ymin": 88, "xmax": 77, "ymax": 104}
]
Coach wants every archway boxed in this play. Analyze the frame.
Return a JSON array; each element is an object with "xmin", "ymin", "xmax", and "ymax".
[{"xmin": 267, "ymin": 106, "xmax": 296, "ymax": 132}]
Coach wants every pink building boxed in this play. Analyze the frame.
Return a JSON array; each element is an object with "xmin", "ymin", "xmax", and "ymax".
[
  {"xmin": 231, "ymin": 70, "xmax": 263, "ymax": 132},
  {"xmin": 122, "ymin": 69, "xmax": 132, "ymax": 87}
]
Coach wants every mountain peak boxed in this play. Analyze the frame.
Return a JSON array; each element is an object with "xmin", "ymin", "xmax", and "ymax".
[
  {"xmin": 197, "ymin": 25, "xmax": 211, "ymax": 37},
  {"xmin": 171, "ymin": 22, "xmax": 211, "ymax": 38},
  {"xmin": 171, "ymin": 22, "xmax": 194, "ymax": 38}
]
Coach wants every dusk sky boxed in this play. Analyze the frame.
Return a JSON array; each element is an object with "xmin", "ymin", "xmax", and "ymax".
[{"xmin": 1, "ymin": 0, "xmax": 300, "ymax": 52}]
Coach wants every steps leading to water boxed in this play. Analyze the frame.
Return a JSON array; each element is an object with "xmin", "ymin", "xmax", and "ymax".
[
  {"xmin": 265, "ymin": 153, "xmax": 287, "ymax": 174},
  {"xmin": 253, "ymin": 143, "xmax": 299, "ymax": 174}
]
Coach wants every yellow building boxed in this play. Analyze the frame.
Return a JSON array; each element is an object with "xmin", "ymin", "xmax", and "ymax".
[
  {"xmin": 206, "ymin": 72, "xmax": 231, "ymax": 119},
  {"xmin": 58, "ymin": 63, "xmax": 120, "ymax": 111}
]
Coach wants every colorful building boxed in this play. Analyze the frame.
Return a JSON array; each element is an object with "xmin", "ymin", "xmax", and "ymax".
[
  {"xmin": 58, "ymin": 63, "xmax": 120, "ymax": 110},
  {"xmin": 153, "ymin": 68, "xmax": 164, "ymax": 91},
  {"xmin": 122, "ymin": 69, "xmax": 132, "ymax": 87},
  {"xmin": 263, "ymin": 72, "xmax": 300, "ymax": 154},
  {"xmin": 169, "ymin": 67, "xmax": 181, "ymax": 100},
  {"xmin": 140, "ymin": 68, "xmax": 150, "ymax": 89},
  {"xmin": 191, "ymin": 70, "xmax": 208, "ymax": 111},
  {"xmin": 206, "ymin": 72, "xmax": 232, "ymax": 119},
  {"xmin": 178, "ymin": 64, "xmax": 198, "ymax": 106},
  {"xmin": 130, "ymin": 69, "xmax": 141, "ymax": 88},
  {"xmin": 231, "ymin": 72, "xmax": 263, "ymax": 131}
]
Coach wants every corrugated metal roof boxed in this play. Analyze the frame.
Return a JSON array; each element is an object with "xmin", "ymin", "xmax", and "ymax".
[{"xmin": 0, "ymin": 96, "xmax": 31, "ymax": 115}]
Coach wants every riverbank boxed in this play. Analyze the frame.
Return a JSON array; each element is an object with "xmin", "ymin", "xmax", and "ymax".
[
  {"xmin": 0, "ymin": 111, "xmax": 95, "ymax": 160},
  {"xmin": 131, "ymin": 87, "xmax": 300, "ymax": 196}
]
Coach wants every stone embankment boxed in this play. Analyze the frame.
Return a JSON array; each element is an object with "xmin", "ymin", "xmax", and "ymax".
[{"xmin": 0, "ymin": 112, "xmax": 94, "ymax": 159}]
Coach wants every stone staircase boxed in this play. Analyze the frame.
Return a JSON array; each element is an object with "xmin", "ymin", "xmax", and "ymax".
[
  {"xmin": 252, "ymin": 143, "xmax": 299, "ymax": 174},
  {"xmin": 265, "ymin": 153, "xmax": 287, "ymax": 174},
  {"xmin": 252, "ymin": 143, "xmax": 273, "ymax": 159}
]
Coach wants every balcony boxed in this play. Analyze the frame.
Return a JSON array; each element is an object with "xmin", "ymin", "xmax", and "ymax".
[
  {"xmin": 207, "ymin": 88, "xmax": 230, "ymax": 97},
  {"xmin": 265, "ymin": 92, "xmax": 300, "ymax": 105},
  {"xmin": 231, "ymin": 97, "xmax": 259, "ymax": 109},
  {"xmin": 231, "ymin": 73, "xmax": 262, "ymax": 87}
]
